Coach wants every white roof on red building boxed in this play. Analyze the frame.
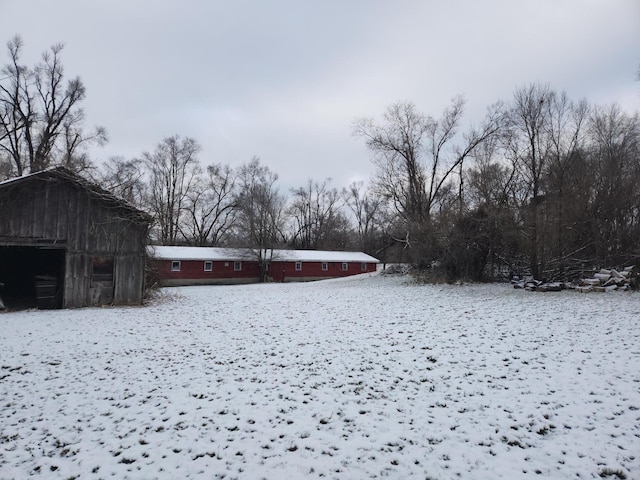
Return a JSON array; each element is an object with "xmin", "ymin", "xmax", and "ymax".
[{"xmin": 148, "ymin": 246, "xmax": 379, "ymax": 263}]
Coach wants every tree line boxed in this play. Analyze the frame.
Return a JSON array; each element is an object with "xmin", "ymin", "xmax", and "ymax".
[
  {"xmin": 99, "ymin": 143, "xmax": 379, "ymax": 256},
  {"xmin": 355, "ymin": 88, "xmax": 640, "ymax": 281},
  {"xmin": 2, "ymin": 36, "xmax": 639, "ymax": 281}
]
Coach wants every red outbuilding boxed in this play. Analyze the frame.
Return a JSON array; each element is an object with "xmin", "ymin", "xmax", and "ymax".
[{"xmin": 149, "ymin": 246, "xmax": 379, "ymax": 286}]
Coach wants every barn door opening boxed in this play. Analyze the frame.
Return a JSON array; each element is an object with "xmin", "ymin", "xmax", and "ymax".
[
  {"xmin": 90, "ymin": 256, "xmax": 114, "ymax": 305},
  {"xmin": 0, "ymin": 246, "xmax": 65, "ymax": 310}
]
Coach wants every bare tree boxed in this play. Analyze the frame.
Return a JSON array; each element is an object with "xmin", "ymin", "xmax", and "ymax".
[
  {"xmin": 0, "ymin": 36, "xmax": 30, "ymax": 176},
  {"xmin": 234, "ymin": 157, "xmax": 285, "ymax": 281},
  {"xmin": 143, "ymin": 135, "xmax": 201, "ymax": 245},
  {"xmin": 505, "ymin": 83, "xmax": 561, "ymax": 277},
  {"xmin": 288, "ymin": 178, "xmax": 345, "ymax": 249},
  {"xmin": 541, "ymin": 94, "xmax": 589, "ymax": 274},
  {"xmin": 0, "ymin": 35, "xmax": 102, "ymax": 176},
  {"xmin": 463, "ymin": 136, "xmax": 525, "ymax": 277},
  {"xmin": 354, "ymin": 97, "xmax": 503, "ymax": 262},
  {"xmin": 354, "ymin": 101, "xmax": 428, "ymax": 225},
  {"xmin": 505, "ymin": 84, "xmax": 552, "ymax": 277},
  {"xmin": 182, "ymin": 163, "xmax": 238, "ymax": 246},
  {"xmin": 344, "ymin": 180, "xmax": 383, "ymax": 253},
  {"xmin": 466, "ymin": 136, "xmax": 518, "ymax": 209},
  {"xmin": 98, "ymin": 156, "xmax": 147, "ymax": 207},
  {"xmin": 58, "ymin": 119, "xmax": 108, "ymax": 174},
  {"xmin": 587, "ymin": 104, "xmax": 640, "ymax": 265}
]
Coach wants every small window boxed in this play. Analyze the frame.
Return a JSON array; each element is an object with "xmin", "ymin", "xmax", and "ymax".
[
  {"xmin": 295, "ymin": 261, "xmax": 302, "ymax": 271},
  {"xmin": 342, "ymin": 262, "xmax": 348, "ymax": 271},
  {"xmin": 361, "ymin": 263, "xmax": 367, "ymax": 272},
  {"xmin": 204, "ymin": 261, "xmax": 212, "ymax": 272},
  {"xmin": 92, "ymin": 256, "xmax": 114, "ymax": 284},
  {"xmin": 322, "ymin": 262, "xmax": 328, "ymax": 271},
  {"xmin": 234, "ymin": 261, "xmax": 242, "ymax": 271},
  {"xmin": 171, "ymin": 260, "xmax": 181, "ymax": 272}
]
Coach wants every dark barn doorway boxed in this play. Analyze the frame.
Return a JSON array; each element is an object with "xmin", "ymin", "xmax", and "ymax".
[{"xmin": 0, "ymin": 246, "xmax": 65, "ymax": 310}]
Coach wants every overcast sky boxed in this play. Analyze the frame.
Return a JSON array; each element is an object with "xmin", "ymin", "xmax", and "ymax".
[{"xmin": 1, "ymin": 0, "xmax": 638, "ymax": 190}]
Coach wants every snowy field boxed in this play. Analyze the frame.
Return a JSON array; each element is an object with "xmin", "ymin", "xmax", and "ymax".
[{"xmin": 1, "ymin": 273, "xmax": 639, "ymax": 480}]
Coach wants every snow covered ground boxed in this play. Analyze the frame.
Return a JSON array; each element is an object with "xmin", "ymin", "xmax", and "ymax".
[{"xmin": 1, "ymin": 273, "xmax": 639, "ymax": 479}]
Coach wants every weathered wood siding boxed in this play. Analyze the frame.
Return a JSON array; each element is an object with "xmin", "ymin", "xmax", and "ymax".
[
  {"xmin": 114, "ymin": 253, "xmax": 146, "ymax": 305},
  {"xmin": 0, "ymin": 172, "xmax": 149, "ymax": 308},
  {"xmin": 64, "ymin": 253, "xmax": 88, "ymax": 308},
  {"xmin": 0, "ymin": 175, "xmax": 76, "ymax": 245}
]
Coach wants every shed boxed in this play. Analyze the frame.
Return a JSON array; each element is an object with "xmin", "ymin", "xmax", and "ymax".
[{"xmin": 0, "ymin": 167, "xmax": 151, "ymax": 309}]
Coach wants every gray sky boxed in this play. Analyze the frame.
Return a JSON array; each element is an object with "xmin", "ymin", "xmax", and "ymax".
[{"xmin": 1, "ymin": 0, "xmax": 638, "ymax": 190}]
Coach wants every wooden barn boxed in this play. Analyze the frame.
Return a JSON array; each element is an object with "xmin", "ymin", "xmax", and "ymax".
[
  {"xmin": 149, "ymin": 246, "xmax": 379, "ymax": 286},
  {"xmin": 0, "ymin": 167, "xmax": 151, "ymax": 309}
]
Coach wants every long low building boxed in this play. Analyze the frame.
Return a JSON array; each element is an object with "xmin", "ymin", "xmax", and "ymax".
[{"xmin": 149, "ymin": 246, "xmax": 380, "ymax": 286}]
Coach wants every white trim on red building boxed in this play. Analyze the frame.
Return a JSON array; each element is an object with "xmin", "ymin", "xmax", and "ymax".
[{"xmin": 148, "ymin": 246, "xmax": 380, "ymax": 286}]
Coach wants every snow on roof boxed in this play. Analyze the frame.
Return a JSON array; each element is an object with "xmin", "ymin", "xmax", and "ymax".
[
  {"xmin": 148, "ymin": 246, "xmax": 379, "ymax": 263},
  {"xmin": 148, "ymin": 246, "xmax": 250, "ymax": 261},
  {"xmin": 0, "ymin": 166, "xmax": 63, "ymax": 188}
]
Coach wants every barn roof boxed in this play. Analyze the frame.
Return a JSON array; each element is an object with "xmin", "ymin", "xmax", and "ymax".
[
  {"xmin": 0, "ymin": 167, "xmax": 151, "ymax": 224},
  {"xmin": 149, "ymin": 246, "xmax": 380, "ymax": 263}
]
